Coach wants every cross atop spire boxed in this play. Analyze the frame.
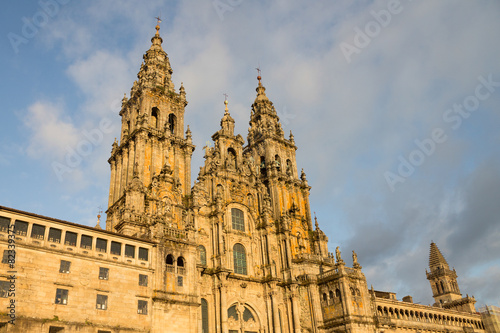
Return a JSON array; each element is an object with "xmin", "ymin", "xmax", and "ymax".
[{"xmin": 154, "ymin": 15, "xmax": 162, "ymax": 36}]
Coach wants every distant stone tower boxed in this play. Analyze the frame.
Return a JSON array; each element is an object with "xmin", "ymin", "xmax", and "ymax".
[
  {"xmin": 106, "ymin": 22, "xmax": 195, "ymax": 238},
  {"xmin": 426, "ymin": 242, "xmax": 476, "ymax": 312}
]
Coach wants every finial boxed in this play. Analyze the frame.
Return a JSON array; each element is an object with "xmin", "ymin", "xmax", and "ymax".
[
  {"xmin": 314, "ymin": 212, "xmax": 319, "ymax": 229},
  {"xmin": 256, "ymin": 67, "xmax": 262, "ymax": 83},
  {"xmin": 223, "ymin": 93, "xmax": 229, "ymax": 113},
  {"xmin": 95, "ymin": 206, "xmax": 103, "ymax": 229}
]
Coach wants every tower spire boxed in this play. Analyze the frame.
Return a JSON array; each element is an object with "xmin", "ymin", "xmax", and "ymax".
[{"xmin": 429, "ymin": 241, "xmax": 449, "ymax": 271}]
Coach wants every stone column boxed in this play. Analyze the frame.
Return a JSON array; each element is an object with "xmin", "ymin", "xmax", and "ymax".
[
  {"xmin": 120, "ymin": 146, "xmax": 129, "ymax": 194},
  {"xmin": 291, "ymin": 285, "xmax": 301, "ymax": 333},
  {"xmin": 108, "ymin": 158, "xmax": 116, "ymax": 206},
  {"xmin": 271, "ymin": 291, "xmax": 281, "ymax": 333},
  {"xmin": 128, "ymin": 140, "xmax": 136, "ymax": 181},
  {"xmin": 220, "ymin": 283, "xmax": 228, "ymax": 333}
]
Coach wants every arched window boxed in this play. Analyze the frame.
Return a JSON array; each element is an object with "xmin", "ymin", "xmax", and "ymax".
[
  {"xmin": 166, "ymin": 254, "xmax": 175, "ymax": 273},
  {"xmin": 177, "ymin": 256, "xmax": 185, "ymax": 267},
  {"xmin": 227, "ymin": 148, "xmax": 237, "ymax": 170},
  {"xmin": 151, "ymin": 107, "xmax": 159, "ymax": 128},
  {"xmin": 201, "ymin": 298, "xmax": 209, "ymax": 333},
  {"xmin": 275, "ymin": 154, "xmax": 281, "ymax": 172},
  {"xmin": 329, "ymin": 290, "xmax": 334, "ymax": 300},
  {"xmin": 243, "ymin": 308, "xmax": 254, "ymax": 321},
  {"xmin": 199, "ymin": 245, "xmax": 207, "ymax": 266},
  {"xmin": 323, "ymin": 293, "xmax": 328, "ymax": 302},
  {"xmin": 260, "ymin": 156, "xmax": 266, "ymax": 176},
  {"xmin": 336, "ymin": 288, "xmax": 342, "ymax": 303},
  {"xmin": 231, "ymin": 208, "xmax": 245, "ymax": 231},
  {"xmin": 168, "ymin": 113, "xmax": 176, "ymax": 135},
  {"xmin": 177, "ymin": 256, "xmax": 186, "ymax": 275},
  {"xmin": 228, "ymin": 305, "xmax": 238, "ymax": 320},
  {"xmin": 440, "ymin": 280, "xmax": 445, "ymax": 293},
  {"xmin": 286, "ymin": 159, "xmax": 292, "ymax": 175},
  {"xmin": 233, "ymin": 243, "xmax": 247, "ymax": 275}
]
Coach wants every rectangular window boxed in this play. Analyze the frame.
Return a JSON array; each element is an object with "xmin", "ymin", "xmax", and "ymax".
[
  {"xmin": 30, "ymin": 224, "xmax": 46, "ymax": 240},
  {"xmin": 59, "ymin": 260, "xmax": 71, "ymax": 273},
  {"xmin": 96, "ymin": 294, "xmax": 108, "ymax": 310},
  {"xmin": 0, "ymin": 216, "xmax": 10, "ymax": 233},
  {"xmin": 48, "ymin": 228, "xmax": 62, "ymax": 243},
  {"xmin": 1, "ymin": 250, "xmax": 8, "ymax": 264},
  {"xmin": 138, "ymin": 300, "xmax": 148, "ymax": 314},
  {"xmin": 0, "ymin": 281, "xmax": 9, "ymax": 298},
  {"xmin": 125, "ymin": 244, "xmax": 135, "ymax": 258},
  {"xmin": 110, "ymin": 241, "xmax": 121, "ymax": 255},
  {"xmin": 99, "ymin": 267, "xmax": 109, "ymax": 280},
  {"xmin": 138, "ymin": 247, "xmax": 148, "ymax": 261},
  {"xmin": 80, "ymin": 234, "xmax": 93, "ymax": 249},
  {"xmin": 64, "ymin": 231, "xmax": 77, "ymax": 246},
  {"xmin": 139, "ymin": 274, "xmax": 148, "ymax": 287},
  {"xmin": 55, "ymin": 288, "xmax": 68, "ymax": 305},
  {"xmin": 96, "ymin": 238, "xmax": 107, "ymax": 252},
  {"xmin": 177, "ymin": 276, "xmax": 183, "ymax": 287},
  {"xmin": 14, "ymin": 220, "xmax": 28, "ymax": 236}
]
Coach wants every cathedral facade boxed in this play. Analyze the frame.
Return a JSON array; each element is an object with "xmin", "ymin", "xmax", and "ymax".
[{"xmin": 0, "ymin": 24, "xmax": 490, "ymax": 333}]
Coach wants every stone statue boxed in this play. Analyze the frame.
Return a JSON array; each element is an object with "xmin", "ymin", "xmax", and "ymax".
[
  {"xmin": 352, "ymin": 250, "xmax": 358, "ymax": 265},
  {"xmin": 336, "ymin": 246, "xmax": 342, "ymax": 263}
]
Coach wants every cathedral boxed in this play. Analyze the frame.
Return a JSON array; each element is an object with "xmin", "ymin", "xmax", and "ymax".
[{"xmin": 0, "ymin": 23, "xmax": 493, "ymax": 333}]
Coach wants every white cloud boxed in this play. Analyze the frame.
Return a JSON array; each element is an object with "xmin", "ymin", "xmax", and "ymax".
[{"xmin": 24, "ymin": 100, "xmax": 79, "ymax": 160}]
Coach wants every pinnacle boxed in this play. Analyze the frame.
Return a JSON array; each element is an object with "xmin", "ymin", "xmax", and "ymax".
[{"xmin": 429, "ymin": 242, "xmax": 450, "ymax": 271}]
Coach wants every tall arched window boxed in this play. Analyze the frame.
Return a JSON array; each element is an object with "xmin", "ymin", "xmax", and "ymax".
[
  {"xmin": 275, "ymin": 154, "xmax": 281, "ymax": 172},
  {"xmin": 199, "ymin": 245, "xmax": 207, "ymax": 266},
  {"xmin": 151, "ymin": 107, "xmax": 159, "ymax": 128},
  {"xmin": 231, "ymin": 208, "xmax": 245, "ymax": 231},
  {"xmin": 166, "ymin": 254, "xmax": 174, "ymax": 273},
  {"xmin": 177, "ymin": 256, "xmax": 186, "ymax": 275},
  {"xmin": 440, "ymin": 280, "xmax": 445, "ymax": 293},
  {"xmin": 201, "ymin": 298, "xmax": 209, "ymax": 333},
  {"xmin": 168, "ymin": 113, "xmax": 176, "ymax": 135},
  {"xmin": 233, "ymin": 243, "xmax": 247, "ymax": 275}
]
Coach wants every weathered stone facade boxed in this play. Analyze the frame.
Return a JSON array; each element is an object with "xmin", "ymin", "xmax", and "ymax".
[{"xmin": 0, "ymin": 24, "xmax": 492, "ymax": 333}]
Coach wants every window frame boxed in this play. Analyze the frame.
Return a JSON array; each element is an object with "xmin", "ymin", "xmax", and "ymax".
[
  {"xmin": 233, "ymin": 243, "xmax": 247, "ymax": 275},
  {"xmin": 96, "ymin": 294, "xmax": 108, "ymax": 310},
  {"xmin": 59, "ymin": 260, "xmax": 71, "ymax": 273},
  {"xmin": 55, "ymin": 288, "xmax": 68, "ymax": 305},
  {"xmin": 231, "ymin": 208, "xmax": 245, "ymax": 231},
  {"xmin": 99, "ymin": 267, "xmax": 109, "ymax": 280},
  {"xmin": 0, "ymin": 281, "xmax": 10, "ymax": 298},
  {"xmin": 139, "ymin": 274, "xmax": 148, "ymax": 287},
  {"xmin": 138, "ymin": 300, "xmax": 148, "ymax": 315}
]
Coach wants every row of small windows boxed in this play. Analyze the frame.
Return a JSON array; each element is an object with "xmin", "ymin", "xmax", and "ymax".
[
  {"xmin": 0, "ymin": 281, "xmax": 148, "ymax": 313},
  {"xmin": 2, "ymin": 250, "xmax": 151, "ymax": 285},
  {"xmin": 0, "ymin": 217, "xmax": 148, "ymax": 260},
  {"xmin": 259, "ymin": 155, "xmax": 293, "ymax": 176},
  {"xmin": 376, "ymin": 306, "xmax": 485, "ymax": 329},
  {"xmin": 322, "ymin": 289, "xmax": 342, "ymax": 303}
]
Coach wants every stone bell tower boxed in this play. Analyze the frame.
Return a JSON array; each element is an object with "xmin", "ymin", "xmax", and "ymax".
[
  {"xmin": 244, "ymin": 74, "xmax": 325, "ymax": 260},
  {"xmin": 426, "ymin": 242, "xmax": 476, "ymax": 312},
  {"xmin": 106, "ymin": 22, "xmax": 195, "ymax": 239}
]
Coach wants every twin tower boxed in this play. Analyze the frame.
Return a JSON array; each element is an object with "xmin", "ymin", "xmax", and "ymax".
[{"xmin": 103, "ymin": 23, "xmax": 479, "ymax": 333}]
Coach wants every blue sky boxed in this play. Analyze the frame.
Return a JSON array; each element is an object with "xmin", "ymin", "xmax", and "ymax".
[{"xmin": 1, "ymin": 1, "xmax": 499, "ymax": 307}]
